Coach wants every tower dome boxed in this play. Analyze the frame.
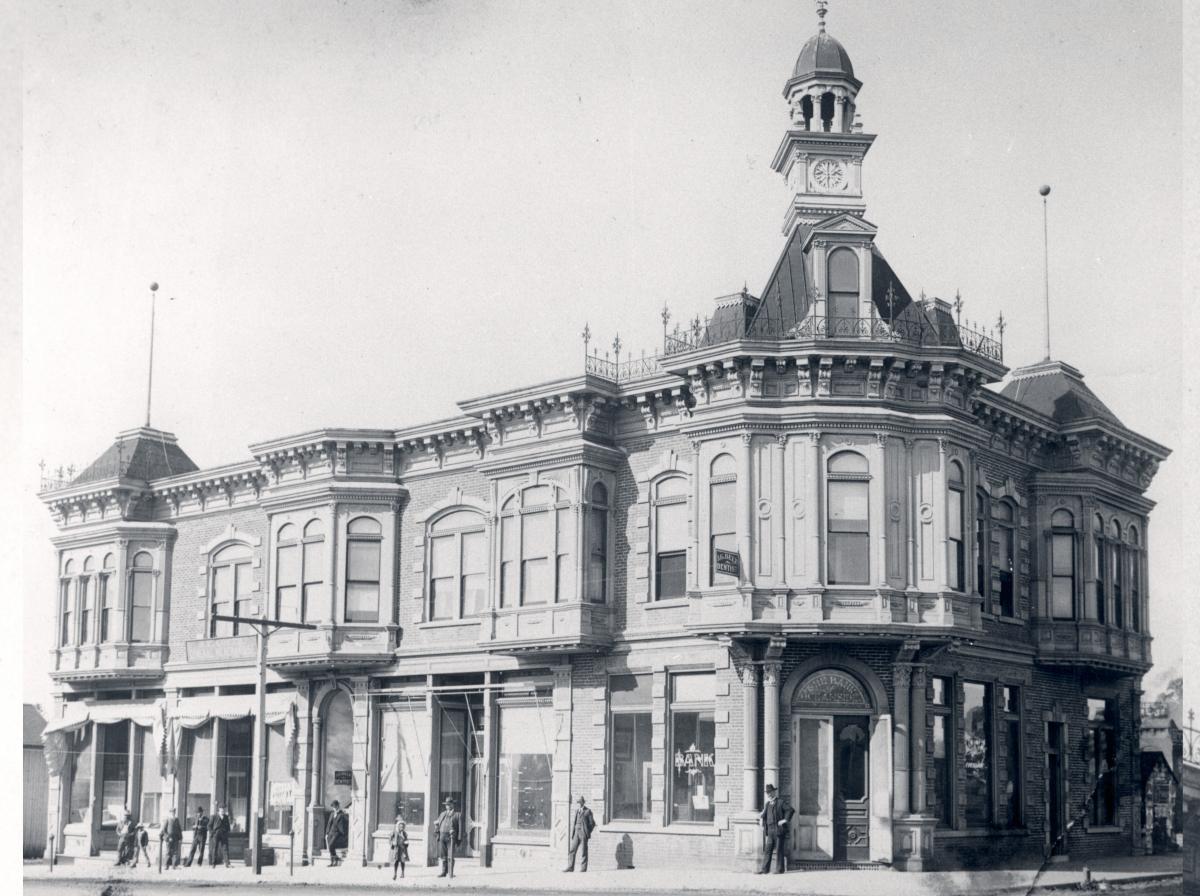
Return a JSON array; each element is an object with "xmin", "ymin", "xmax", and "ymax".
[{"xmin": 792, "ymin": 30, "xmax": 855, "ymax": 82}]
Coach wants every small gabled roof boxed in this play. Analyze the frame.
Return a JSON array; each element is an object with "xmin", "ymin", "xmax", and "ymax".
[
  {"xmin": 999, "ymin": 360, "xmax": 1124, "ymax": 428},
  {"xmin": 73, "ymin": 426, "xmax": 199, "ymax": 486}
]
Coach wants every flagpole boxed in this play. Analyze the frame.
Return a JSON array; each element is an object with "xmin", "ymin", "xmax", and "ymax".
[
  {"xmin": 146, "ymin": 282, "xmax": 158, "ymax": 427},
  {"xmin": 1039, "ymin": 185, "xmax": 1051, "ymax": 361}
]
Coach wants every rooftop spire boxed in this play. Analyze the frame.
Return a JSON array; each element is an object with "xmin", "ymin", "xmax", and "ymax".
[{"xmin": 816, "ymin": 0, "xmax": 828, "ymax": 33}]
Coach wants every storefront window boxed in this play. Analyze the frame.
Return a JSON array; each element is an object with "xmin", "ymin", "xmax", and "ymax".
[
  {"xmin": 930, "ymin": 676, "xmax": 952, "ymax": 826},
  {"xmin": 962, "ymin": 682, "xmax": 991, "ymax": 827},
  {"xmin": 224, "ymin": 719, "xmax": 253, "ymax": 833},
  {"xmin": 183, "ymin": 723, "xmax": 214, "ymax": 827},
  {"xmin": 138, "ymin": 725, "xmax": 162, "ymax": 827},
  {"xmin": 497, "ymin": 702, "xmax": 553, "ymax": 833},
  {"xmin": 377, "ymin": 706, "xmax": 428, "ymax": 828},
  {"xmin": 67, "ymin": 726, "xmax": 93, "ymax": 825},
  {"xmin": 1089, "ymin": 698, "xmax": 1117, "ymax": 825},
  {"xmin": 1002, "ymin": 686, "xmax": 1022, "ymax": 828},
  {"xmin": 609, "ymin": 674, "xmax": 653, "ymax": 820},
  {"xmin": 266, "ymin": 723, "xmax": 293, "ymax": 833},
  {"xmin": 669, "ymin": 672, "xmax": 715, "ymax": 824}
]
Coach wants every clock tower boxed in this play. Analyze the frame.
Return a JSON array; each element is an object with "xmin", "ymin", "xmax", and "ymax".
[{"xmin": 770, "ymin": 1, "xmax": 875, "ymax": 234}]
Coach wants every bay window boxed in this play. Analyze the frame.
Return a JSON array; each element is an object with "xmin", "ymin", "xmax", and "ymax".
[
  {"xmin": 1110, "ymin": 521, "xmax": 1124, "ymax": 629},
  {"xmin": 609, "ymin": 673, "xmax": 653, "ymax": 820},
  {"xmin": 428, "ymin": 510, "xmax": 487, "ymax": 620},
  {"xmin": 346, "ymin": 517, "xmax": 382, "ymax": 623},
  {"xmin": 1129, "ymin": 527, "xmax": 1141, "ymax": 632},
  {"xmin": 276, "ymin": 519, "xmax": 325, "ymax": 624},
  {"xmin": 708, "ymin": 455, "xmax": 737, "ymax": 586},
  {"xmin": 1050, "ymin": 510, "xmax": 1076, "ymax": 620},
  {"xmin": 653, "ymin": 476, "xmax": 689, "ymax": 600},
  {"xmin": 130, "ymin": 551, "xmax": 156, "ymax": 642},
  {"xmin": 99, "ymin": 553, "xmax": 114, "ymax": 643},
  {"xmin": 79, "ymin": 558, "xmax": 94, "ymax": 643},
  {"xmin": 947, "ymin": 462, "xmax": 965, "ymax": 592},
  {"xmin": 500, "ymin": 485, "xmax": 573, "ymax": 607},
  {"xmin": 59, "ymin": 562, "xmax": 74, "ymax": 647},
  {"xmin": 497, "ymin": 701, "xmax": 554, "ymax": 834},
  {"xmin": 669, "ymin": 672, "xmax": 716, "ymax": 824},
  {"xmin": 585, "ymin": 483, "xmax": 609, "ymax": 603},
  {"xmin": 826, "ymin": 451, "xmax": 869, "ymax": 585},
  {"xmin": 209, "ymin": 544, "xmax": 251, "ymax": 637},
  {"xmin": 1093, "ymin": 514, "xmax": 1107, "ymax": 623}
]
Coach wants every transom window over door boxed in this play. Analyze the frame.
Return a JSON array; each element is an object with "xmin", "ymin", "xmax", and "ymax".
[
  {"xmin": 346, "ymin": 517, "xmax": 383, "ymax": 623},
  {"xmin": 826, "ymin": 450, "xmax": 870, "ymax": 585},
  {"xmin": 276, "ymin": 519, "xmax": 325, "ymax": 623},
  {"xmin": 653, "ymin": 475, "xmax": 689, "ymax": 600},
  {"xmin": 428, "ymin": 509, "xmax": 487, "ymax": 620},
  {"xmin": 500, "ymin": 485, "xmax": 573, "ymax": 607},
  {"xmin": 210, "ymin": 544, "xmax": 251, "ymax": 637}
]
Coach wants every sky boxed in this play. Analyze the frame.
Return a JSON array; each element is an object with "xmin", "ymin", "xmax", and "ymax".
[{"xmin": 14, "ymin": 0, "xmax": 1192, "ymax": 714}]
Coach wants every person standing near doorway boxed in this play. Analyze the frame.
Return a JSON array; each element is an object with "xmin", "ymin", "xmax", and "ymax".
[
  {"xmin": 563, "ymin": 795, "xmax": 595, "ymax": 872},
  {"xmin": 388, "ymin": 814, "xmax": 409, "ymax": 881},
  {"xmin": 185, "ymin": 806, "xmax": 208, "ymax": 866},
  {"xmin": 161, "ymin": 807, "xmax": 183, "ymax": 869},
  {"xmin": 209, "ymin": 806, "xmax": 231, "ymax": 868},
  {"xmin": 435, "ymin": 798, "xmax": 461, "ymax": 878},
  {"xmin": 758, "ymin": 784, "xmax": 794, "ymax": 874},
  {"xmin": 325, "ymin": 800, "xmax": 348, "ymax": 866},
  {"xmin": 114, "ymin": 809, "xmax": 135, "ymax": 866}
]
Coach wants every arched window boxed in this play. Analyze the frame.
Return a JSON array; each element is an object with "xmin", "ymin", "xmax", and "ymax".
[
  {"xmin": 1049, "ymin": 510, "xmax": 1075, "ymax": 620},
  {"xmin": 346, "ymin": 517, "xmax": 382, "ymax": 623},
  {"xmin": 992, "ymin": 500, "xmax": 1016, "ymax": 617},
  {"xmin": 1093, "ymin": 513, "xmax": 1107, "ymax": 624},
  {"xmin": 947, "ymin": 462, "xmax": 965, "ymax": 592},
  {"xmin": 428, "ymin": 509, "xmax": 487, "ymax": 620},
  {"xmin": 59, "ymin": 559, "xmax": 75, "ymax": 647},
  {"xmin": 585, "ymin": 483, "xmax": 609, "ymax": 603},
  {"xmin": 827, "ymin": 248, "xmax": 859, "ymax": 330},
  {"xmin": 653, "ymin": 475, "xmax": 689, "ymax": 600},
  {"xmin": 79, "ymin": 559, "xmax": 94, "ymax": 645},
  {"xmin": 209, "ymin": 544, "xmax": 251, "ymax": 637},
  {"xmin": 1109, "ymin": 520, "xmax": 1124, "ymax": 629},
  {"xmin": 131, "ymin": 550, "xmax": 156, "ymax": 643},
  {"xmin": 819, "ymin": 91, "xmax": 835, "ymax": 131},
  {"xmin": 100, "ymin": 553, "xmax": 115, "ymax": 643},
  {"xmin": 500, "ymin": 485, "xmax": 572, "ymax": 607},
  {"xmin": 276, "ymin": 520, "xmax": 326, "ymax": 624},
  {"xmin": 827, "ymin": 451, "xmax": 870, "ymax": 585},
  {"xmin": 976, "ymin": 489, "xmax": 990, "ymax": 598},
  {"xmin": 1129, "ymin": 526, "xmax": 1141, "ymax": 632},
  {"xmin": 709, "ymin": 454, "xmax": 737, "ymax": 586}
]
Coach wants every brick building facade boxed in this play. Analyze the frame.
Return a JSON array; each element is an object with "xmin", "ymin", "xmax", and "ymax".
[{"xmin": 38, "ymin": 9, "xmax": 1168, "ymax": 874}]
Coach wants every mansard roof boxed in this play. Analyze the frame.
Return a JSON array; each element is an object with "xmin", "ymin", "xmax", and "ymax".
[
  {"xmin": 72, "ymin": 426, "xmax": 199, "ymax": 486},
  {"xmin": 1000, "ymin": 360, "xmax": 1124, "ymax": 428}
]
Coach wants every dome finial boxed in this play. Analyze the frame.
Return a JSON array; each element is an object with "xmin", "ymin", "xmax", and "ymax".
[{"xmin": 816, "ymin": 0, "xmax": 828, "ymax": 33}]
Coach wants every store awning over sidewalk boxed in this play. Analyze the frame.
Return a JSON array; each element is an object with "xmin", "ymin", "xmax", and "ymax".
[
  {"xmin": 41, "ymin": 700, "xmax": 166, "ymax": 777},
  {"xmin": 169, "ymin": 692, "xmax": 297, "ymax": 729}
]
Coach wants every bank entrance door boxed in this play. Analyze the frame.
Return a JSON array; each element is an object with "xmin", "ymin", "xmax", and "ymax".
[
  {"xmin": 437, "ymin": 698, "xmax": 484, "ymax": 858},
  {"xmin": 791, "ymin": 713, "xmax": 871, "ymax": 862}
]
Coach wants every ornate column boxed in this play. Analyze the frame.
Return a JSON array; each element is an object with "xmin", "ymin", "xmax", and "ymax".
[
  {"xmin": 742, "ymin": 664, "xmax": 760, "ymax": 812},
  {"xmin": 307, "ymin": 715, "xmax": 323, "ymax": 861},
  {"xmin": 892, "ymin": 665, "xmax": 911, "ymax": 817},
  {"xmin": 762, "ymin": 662, "xmax": 782, "ymax": 792},
  {"xmin": 909, "ymin": 667, "xmax": 927, "ymax": 814},
  {"xmin": 550, "ymin": 666, "xmax": 574, "ymax": 859}
]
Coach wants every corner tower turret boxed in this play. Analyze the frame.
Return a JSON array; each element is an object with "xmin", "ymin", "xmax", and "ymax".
[{"xmin": 770, "ymin": 1, "xmax": 875, "ymax": 234}]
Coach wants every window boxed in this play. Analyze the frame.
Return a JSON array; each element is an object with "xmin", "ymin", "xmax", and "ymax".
[
  {"xmin": 1001, "ymin": 686, "xmax": 1022, "ymax": 828},
  {"xmin": 276, "ymin": 520, "xmax": 324, "ymax": 624},
  {"xmin": 376, "ymin": 705, "xmax": 428, "ymax": 828},
  {"xmin": 1129, "ymin": 527, "xmax": 1141, "ymax": 632},
  {"xmin": 182, "ymin": 722, "xmax": 214, "ymax": 828},
  {"xmin": 1088, "ymin": 698, "xmax": 1117, "ymax": 826},
  {"xmin": 66, "ymin": 726, "xmax": 93, "ymax": 824},
  {"xmin": 276, "ymin": 524, "xmax": 300, "ymax": 622},
  {"xmin": 1050, "ymin": 510, "xmax": 1076, "ymax": 620},
  {"xmin": 653, "ymin": 476, "xmax": 689, "ymax": 600},
  {"xmin": 585, "ymin": 483, "xmax": 609, "ymax": 603},
  {"xmin": 609, "ymin": 674, "xmax": 653, "ymax": 820},
  {"xmin": 708, "ymin": 455, "xmax": 737, "ymax": 586},
  {"xmin": 99, "ymin": 722, "xmax": 130, "ymax": 828},
  {"xmin": 500, "ymin": 486, "xmax": 573, "ymax": 607},
  {"xmin": 962, "ymin": 682, "xmax": 992, "ymax": 827},
  {"xmin": 993, "ymin": 501, "xmax": 1016, "ymax": 616},
  {"xmin": 1110, "ymin": 521, "xmax": 1124, "ymax": 629},
  {"xmin": 130, "ymin": 551, "xmax": 156, "ymax": 642},
  {"xmin": 930, "ymin": 676, "xmax": 953, "ymax": 826},
  {"xmin": 265, "ymin": 723, "xmax": 293, "ymax": 833},
  {"xmin": 209, "ymin": 544, "xmax": 252, "ymax": 637},
  {"xmin": 1093, "ymin": 514, "xmax": 1107, "ymax": 624},
  {"xmin": 346, "ymin": 517, "xmax": 382, "ymax": 623},
  {"xmin": 428, "ymin": 510, "xmax": 487, "ymax": 620},
  {"xmin": 59, "ymin": 563, "xmax": 74, "ymax": 647},
  {"xmin": 975, "ymin": 490, "xmax": 988, "ymax": 598},
  {"xmin": 79, "ymin": 558, "xmax": 94, "ymax": 644},
  {"xmin": 497, "ymin": 701, "xmax": 554, "ymax": 833},
  {"xmin": 138, "ymin": 725, "xmax": 162, "ymax": 827},
  {"xmin": 948, "ymin": 463, "xmax": 965, "ymax": 592},
  {"xmin": 669, "ymin": 672, "xmax": 716, "ymax": 824},
  {"xmin": 99, "ymin": 554, "xmax": 114, "ymax": 643},
  {"xmin": 827, "ymin": 451, "xmax": 869, "ymax": 585},
  {"xmin": 827, "ymin": 247, "xmax": 859, "ymax": 328},
  {"xmin": 223, "ymin": 718, "xmax": 253, "ymax": 833}
]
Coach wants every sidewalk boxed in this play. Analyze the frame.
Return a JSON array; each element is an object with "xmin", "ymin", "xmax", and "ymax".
[{"xmin": 23, "ymin": 852, "xmax": 1183, "ymax": 895}]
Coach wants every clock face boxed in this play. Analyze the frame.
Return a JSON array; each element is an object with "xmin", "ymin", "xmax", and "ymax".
[{"xmin": 812, "ymin": 158, "xmax": 846, "ymax": 190}]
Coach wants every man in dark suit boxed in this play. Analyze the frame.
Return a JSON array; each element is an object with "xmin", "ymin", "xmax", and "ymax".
[
  {"xmin": 563, "ymin": 795, "xmax": 596, "ymax": 872},
  {"xmin": 434, "ymin": 798, "xmax": 461, "ymax": 878},
  {"xmin": 185, "ymin": 806, "xmax": 208, "ymax": 867},
  {"xmin": 208, "ymin": 806, "xmax": 231, "ymax": 868},
  {"xmin": 325, "ymin": 800, "xmax": 349, "ymax": 866},
  {"xmin": 758, "ymin": 784, "xmax": 794, "ymax": 874},
  {"xmin": 161, "ymin": 807, "xmax": 184, "ymax": 869}
]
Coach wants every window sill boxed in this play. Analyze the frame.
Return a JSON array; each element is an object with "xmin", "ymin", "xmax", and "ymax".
[
  {"xmin": 1085, "ymin": 825, "xmax": 1124, "ymax": 835},
  {"xmin": 597, "ymin": 821, "xmax": 721, "ymax": 837},
  {"xmin": 416, "ymin": 618, "xmax": 480, "ymax": 630},
  {"xmin": 643, "ymin": 598, "xmax": 689, "ymax": 610}
]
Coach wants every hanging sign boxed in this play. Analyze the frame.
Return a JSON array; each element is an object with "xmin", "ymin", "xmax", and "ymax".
[
  {"xmin": 713, "ymin": 548, "xmax": 741, "ymax": 578},
  {"xmin": 334, "ymin": 770, "xmax": 353, "ymax": 786}
]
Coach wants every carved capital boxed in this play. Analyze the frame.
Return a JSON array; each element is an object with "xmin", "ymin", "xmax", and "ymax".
[
  {"xmin": 893, "ymin": 664, "xmax": 912, "ymax": 689},
  {"xmin": 742, "ymin": 665, "xmax": 760, "ymax": 688}
]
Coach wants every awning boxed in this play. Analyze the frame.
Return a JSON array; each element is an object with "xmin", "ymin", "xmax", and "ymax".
[
  {"xmin": 41, "ymin": 700, "xmax": 166, "ymax": 777},
  {"xmin": 169, "ymin": 692, "xmax": 297, "ymax": 728}
]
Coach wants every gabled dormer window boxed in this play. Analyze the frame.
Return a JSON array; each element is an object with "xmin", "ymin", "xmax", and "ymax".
[{"xmin": 827, "ymin": 247, "xmax": 859, "ymax": 332}]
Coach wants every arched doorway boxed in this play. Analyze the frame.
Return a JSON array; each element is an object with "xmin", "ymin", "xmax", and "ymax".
[
  {"xmin": 789, "ymin": 669, "xmax": 874, "ymax": 862},
  {"xmin": 317, "ymin": 690, "xmax": 354, "ymax": 857}
]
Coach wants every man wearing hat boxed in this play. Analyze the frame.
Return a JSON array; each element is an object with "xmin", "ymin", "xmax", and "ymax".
[
  {"xmin": 434, "ymin": 797, "xmax": 462, "ymax": 878},
  {"xmin": 758, "ymin": 784, "xmax": 794, "ymax": 874},
  {"xmin": 325, "ymin": 800, "xmax": 349, "ymax": 866},
  {"xmin": 562, "ymin": 795, "xmax": 595, "ymax": 872}
]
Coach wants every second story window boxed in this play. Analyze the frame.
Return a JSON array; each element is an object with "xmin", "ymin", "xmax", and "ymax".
[
  {"xmin": 99, "ymin": 553, "xmax": 114, "ymax": 643},
  {"xmin": 1049, "ymin": 510, "xmax": 1076, "ymax": 620},
  {"xmin": 500, "ymin": 485, "xmax": 573, "ymax": 607},
  {"xmin": 79, "ymin": 557, "xmax": 94, "ymax": 644},
  {"xmin": 653, "ymin": 475, "xmax": 689, "ymax": 599},
  {"xmin": 992, "ymin": 500, "xmax": 1016, "ymax": 616},
  {"xmin": 209, "ymin": 544, "xmax": 251, "ymax": 637},
  {"xmin": 346, "ymin": 517, "xmax": 382, "ymax": 623},
  {"xmin": 708, "ymin": 455, "xmax": 737, "ymax": 586},
  {"xmin": 826, "ymin": 450, "xmax": 869, "ymax": 585},
  {"xmin": 130, "ymin": 551, "xmax": 156, "ymax": 642},
  {"xmin": 428, "ymin": 509, "xmax": 486, "ymax": 620},
  {"xmin": 59, "ymin": 559, "xmax": 75, "ymax": 647},
  {"xmin": 276, "ymin": 520, "xmax": 325, "ymax": 624},
  {"xmin": 947, "ymin": 462, "xmax": 965, "ymax": 592},
  {"xmin": 585, "ymin": 483, "xmax": 609, "ymax": 603},
  {"xmin": 1109, "ymin": 521, "xmax": 1124, "ymax": 629},
  {"xmin": 1093, "ymin": 513, "xmax": 1107, "ymax": 624},
  {"xmin": 1129, "ymin": 526, "xmax": 1142, "ymax": 632}
]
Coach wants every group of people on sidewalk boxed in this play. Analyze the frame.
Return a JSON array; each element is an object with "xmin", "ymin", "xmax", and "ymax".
[{"xmin": 114, "ymin": 804, "xmax": 234, "ymax": 870}]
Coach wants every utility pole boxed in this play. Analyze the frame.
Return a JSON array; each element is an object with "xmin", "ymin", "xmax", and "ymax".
[{"xmin": 211, "ymin": 613, "xmax": 317, "ymax": 875}]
